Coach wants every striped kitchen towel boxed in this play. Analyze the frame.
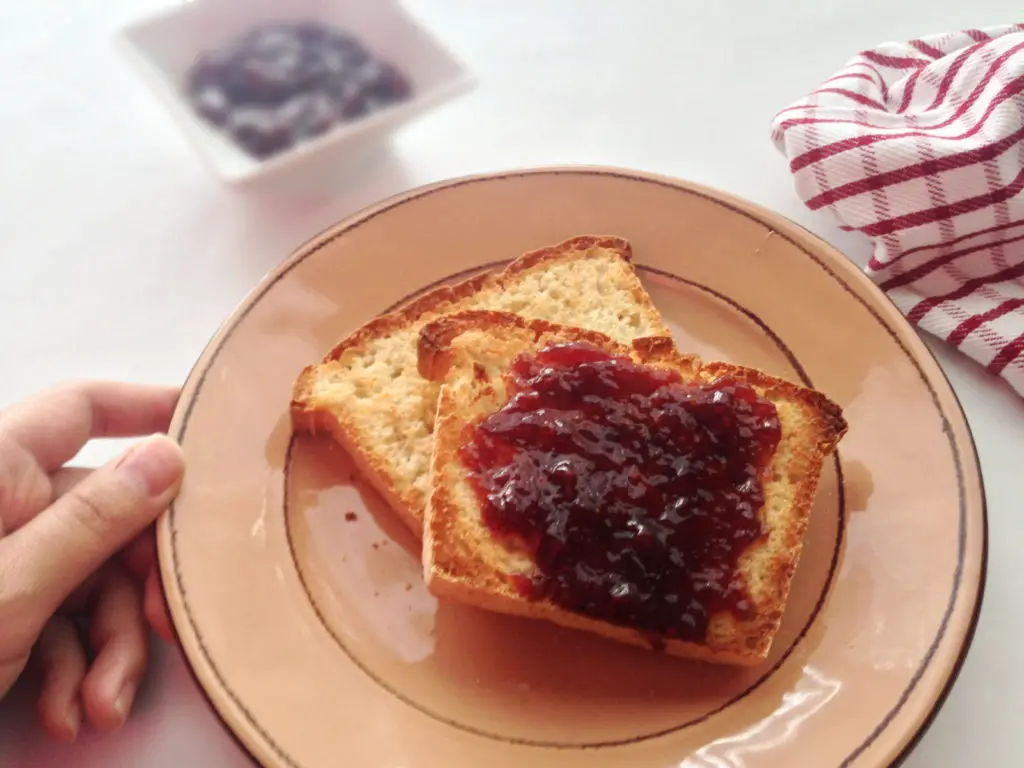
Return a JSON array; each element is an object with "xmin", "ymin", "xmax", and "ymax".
[{"xmin": 771, "ymin": 23, "xmax": 1024, "ymax": 396}]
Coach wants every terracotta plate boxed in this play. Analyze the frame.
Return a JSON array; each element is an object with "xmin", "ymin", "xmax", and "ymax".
[{"xmin": 158, "ymin": 167, "xmax": 986, "ymax": 768}]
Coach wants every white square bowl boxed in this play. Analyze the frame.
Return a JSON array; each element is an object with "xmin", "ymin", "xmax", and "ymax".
[{"xmin": 118, "ymin": 0, "xmax": 472, "ymax": 191}]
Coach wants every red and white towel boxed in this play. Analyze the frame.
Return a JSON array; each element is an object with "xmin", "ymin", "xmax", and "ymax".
[{"xmin": 771, "ymin": 23, "xmax": 1024, "ymax": 396}]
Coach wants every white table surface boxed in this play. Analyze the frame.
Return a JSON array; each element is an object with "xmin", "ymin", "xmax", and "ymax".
[{"xmin": 1, "ymin": 1, "xmax": 1021, "ymax": 766}]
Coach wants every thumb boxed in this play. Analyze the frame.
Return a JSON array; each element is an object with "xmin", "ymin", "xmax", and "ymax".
[{"xmin": 1, "ymin": 435, "xmax": 184, "ymax": 626}]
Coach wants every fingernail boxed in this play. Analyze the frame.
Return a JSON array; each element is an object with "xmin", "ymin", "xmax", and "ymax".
[
  {"xmin": 65, "ymin": 703, "xmax": 80, "ymax": 741},
  {"xmin": 116, "ymin": 436, "xmax": 184, "ymax": 496},
  {"xmin": 114, "ymin": 682, "xmax": 136, "ymax": 723}
]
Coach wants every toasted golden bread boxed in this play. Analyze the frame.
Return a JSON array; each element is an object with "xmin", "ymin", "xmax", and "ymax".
[
  {"xmin": 420, "ymin": 310, "xmax": 847, "ymax": 665},
  {"xmin": 291, "ymin": 236, "xmax": 672, "ymax": 533}
]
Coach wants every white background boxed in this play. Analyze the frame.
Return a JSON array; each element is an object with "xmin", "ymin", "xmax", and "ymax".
[{"xmin": 1, "ymin": 1, "xmax": 1022, "ymax": 766}]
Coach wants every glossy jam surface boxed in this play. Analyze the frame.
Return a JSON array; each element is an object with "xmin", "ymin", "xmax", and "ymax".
[
  {"xmin": 459, "ymin": 342, "xmax": 782, "ymax": 642},
  {"xmin": 186, "ymin": 22, "xmax": 412, "ymax": 159}
]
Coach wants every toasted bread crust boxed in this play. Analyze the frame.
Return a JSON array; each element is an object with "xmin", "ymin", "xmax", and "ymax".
[
  {"xmin": 324, "ymin": 235, "xmax": 633, "ymax": 366},
  {"xmin": 290, "ymin": 236, "xmax": 671, "ymax": 534},
  {"xmin": 322, "ymin": 272, "xmax": 494, "ymax": 367},
  {"xmin": 424, "ymin": 569, "xmax": 764, "ymax": 666},
  {"xmin": 422, "ymin": 311, "xmax": 847, "ymax": 665},
  {"xmin": 417, "ymin": 309, "xmax": 674, "ymax": 381}
]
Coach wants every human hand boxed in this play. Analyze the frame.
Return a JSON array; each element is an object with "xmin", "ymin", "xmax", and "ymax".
[{"xmin": 0, "ymin": 381, "xmax": 185, "ymax": 742}]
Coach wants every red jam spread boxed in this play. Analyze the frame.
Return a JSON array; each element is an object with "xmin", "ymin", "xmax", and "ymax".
[{"xmin": 459, "ymin": 342, "xmax": 782, "ymax": 643}]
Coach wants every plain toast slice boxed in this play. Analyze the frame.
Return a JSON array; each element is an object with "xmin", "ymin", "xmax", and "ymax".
[
  {"xmin": 420, "ymin": 310, "xmax": 847, "ymax": 666},
  {"xmin": 291, "ymin": 236, "xmax": 673, "ymax": 534}
]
